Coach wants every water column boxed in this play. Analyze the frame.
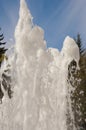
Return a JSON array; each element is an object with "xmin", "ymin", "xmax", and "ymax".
[{"xmin": 0, "ymin": 0, "xmax": 80, "ymax": 130}]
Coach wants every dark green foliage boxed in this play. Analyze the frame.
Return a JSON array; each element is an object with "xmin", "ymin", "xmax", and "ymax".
[
  {"xmin": 68, "ymin": 35, "xmax": 86, "ymax": 130},
  {"xmin": 74, "ymin": 34, "xmax": 84, "ymax": 54},
  {"xmin": 0, "ymin": 83, "xmax": 4, "ymax": 104},
  {"xmin": 0, "ymin": 29, "xmax": 13, "ymax": 103},
  {"xmin": 68, "ymin": 57, "xmax": 86, "ymax": 130},
  {"xmin": 0, "ymin": 29, "xmax": 8, "ymax": 67},
  {"xmin": 2, "ymin": 66, "xmax": 13, "ymax": 99}
]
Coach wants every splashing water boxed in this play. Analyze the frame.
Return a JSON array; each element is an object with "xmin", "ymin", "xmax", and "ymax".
[{"xmin": 0, "ymin": 0, "xmax": 80, "ymax": 130}]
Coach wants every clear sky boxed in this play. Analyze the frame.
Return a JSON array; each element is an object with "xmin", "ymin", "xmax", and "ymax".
[{"xmin": 0, "ymin": 0, "xmax": 86, "ymax": 50}]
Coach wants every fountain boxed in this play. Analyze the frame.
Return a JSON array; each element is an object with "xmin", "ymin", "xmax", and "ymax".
[{"xmin": 0, "ymin": 0, "xmax": 80, "ymax": 130}]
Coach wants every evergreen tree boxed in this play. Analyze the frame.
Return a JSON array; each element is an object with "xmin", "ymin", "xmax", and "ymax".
[
  {"xmin": 68, "ymin": 35, "xmax": 86, "ymax": 130},
  {"xmin": 0, "ymin": 28, "xmax": 8, "ymax": 66},
  {"xmin": 0, "ymin": 29, "xmax": 13, "ymax": 103},
  {"xmin": 75, "ymin": 33, "xmax": 84, "ymax": 54}
]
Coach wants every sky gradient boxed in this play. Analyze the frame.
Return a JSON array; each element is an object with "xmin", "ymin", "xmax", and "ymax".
[{"xmin": 0, "ymin": 0, "xmax": 86, "ymax": 50}]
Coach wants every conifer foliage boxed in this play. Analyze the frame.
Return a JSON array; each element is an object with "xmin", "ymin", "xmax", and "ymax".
[
  {"xmin": 0, "ymin": 29, "xmax": 12, "ymax": 103},
  {"xmin": 0, "ymin": 28, "xmax": 8, "ymax": 66},
  {"xmin": 68, "ymin": 34, "xmax": 86, "ymax": 130},
  {"xmin": 75, "ymin": 33, "xmax": 84, "ymax": 54}
]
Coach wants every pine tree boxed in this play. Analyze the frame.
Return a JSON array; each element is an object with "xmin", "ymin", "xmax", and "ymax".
[
  {"xmin": 0, "ymin": 28, "xmax": 8, "ymax": 66},
  {"xmin": 0, "ymin": 29, "xmax": 13, "ymax": 103},
  {"xmin": 68, "ymin": 35, "xmax": 86, "ymax": 130},
  {"xmin": 75, "ymin": 33, "xmax": 84, "ymax": 54}
]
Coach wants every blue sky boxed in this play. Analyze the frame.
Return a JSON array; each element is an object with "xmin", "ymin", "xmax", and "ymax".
[{"xmin": 0, "ymin": 0, "xmax": 86, "ymax": 50}]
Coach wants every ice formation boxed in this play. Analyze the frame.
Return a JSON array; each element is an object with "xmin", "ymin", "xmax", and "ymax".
[{"xmin": 0, "ymin": 0, "xmax": 80, "ymax": 130}]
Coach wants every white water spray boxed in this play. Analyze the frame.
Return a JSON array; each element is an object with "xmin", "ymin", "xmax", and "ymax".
[{"xmin": 0, "ymin": 0, "xmax": 80, "ymax": 130}]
